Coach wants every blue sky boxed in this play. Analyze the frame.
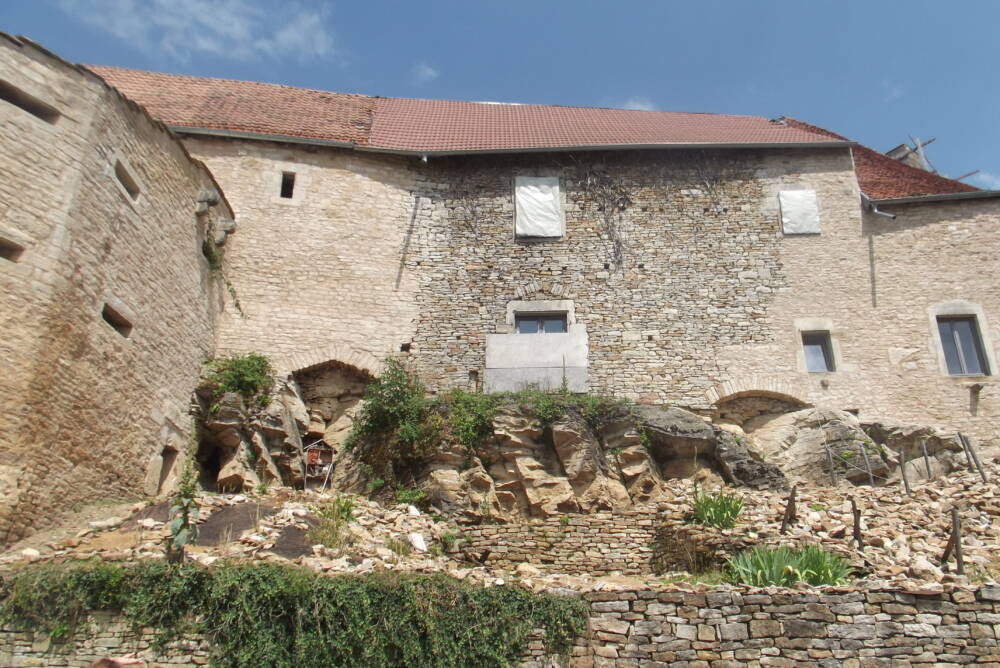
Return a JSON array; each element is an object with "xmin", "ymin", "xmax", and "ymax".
[{"xmin": 3, "ymin": 1, "xmax": 999, "ymax": 187}]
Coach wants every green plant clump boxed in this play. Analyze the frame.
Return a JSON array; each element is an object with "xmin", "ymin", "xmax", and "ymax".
[
  {"xmin": 0, "ymin": 561, "xmax": 586, "ymax": 668},
  {"xmin": 395, "ymin": 486, "xmax": 427, "ymax": 508},
  {"xmin": 203, "ymin": 353, "xmax": 274, "ymax": 404},
  {"xmin": 725, "ymin": 545, "xmax": 853, "ymax": 587},
  {"xmin": 307, "ymin": 496, "xmax": 356, "ymax": 550},
  {"xmin": 686, "ymin": 489, "xmax": 743, "ymax": 529}
]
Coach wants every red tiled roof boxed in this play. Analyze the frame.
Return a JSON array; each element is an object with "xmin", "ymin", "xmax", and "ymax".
[
  {"xmin": 88, "ymin": 66, "xmax": 374, "ymax": 145},
  {"xmin": 369, "ymin": 98, "xmax": 838, "ymax": 152},
  {"xmin": 88, "ymin": 66, "xmax": 976, "ymax": 199},
  {"xmin": 783, "ymin": 118, "xmax": 978, "ymax": 200},
  {"xmin": 89, "ymin": 66, "xmax": 841, "ymax": 152}
]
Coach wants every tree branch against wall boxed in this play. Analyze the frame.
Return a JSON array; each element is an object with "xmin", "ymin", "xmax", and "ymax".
[{"xmin": 575, "ymin": 163, "xmax": 634, "ymax": 271}]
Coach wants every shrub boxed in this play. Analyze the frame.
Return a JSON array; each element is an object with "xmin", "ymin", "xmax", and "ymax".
[
  {"xmin": 686, "ymin": 489, "xmax": 743, "ymax": 529},
  {"xmin": 307, "ymin": 496, "xmax": 356, "ymax": 550},
  {"xmin": 0, "ymin": 561, "xmax": 587, "ymax": 667},
  {"xmin": 346, "ymin": 359, "xmax": 427, "ymax": 450},
  {"xmin": 445, "ymin": 389, "xmax": 500, "ymax": 449},
  {"xmin": 726, "ymin": 545, "xmax": 852, "ymax": 587},
  {"xmin": 203, "ymin": 353, "xmax": 273, "ymax": 403},
  {"xmin": 395, "ymin": 486, "xmax": 426, "ymax": 508}
]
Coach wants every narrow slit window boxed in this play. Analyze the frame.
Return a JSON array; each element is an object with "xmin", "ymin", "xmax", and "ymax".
[
  {"xmin": 801, "ymin": 331, "xmax": 835, "ymax": 372},
  {"xmin": 280, "ymin": 172, "xmax": 295, "ymax": 199},
  {"xmin": 515, "ymin": 313, "xmax": 567, "ymax": 334},
  {"xmin": 0, "ymin": 80, "xmax": 60, "ymax": 124},
  {"xmin": 937, "ymin": 316, "xmax": 989, "ymax": 376},
  {"xmin": 114, "ymin": 160, "xmax": 140, "ymax": 200},
  {"xmin": 102, "ymin": 303, "xmax": 133, "ymax": 338},
  {"xmin": 0, "ymin": 237, "xmax": 25, "ymax": 263}
]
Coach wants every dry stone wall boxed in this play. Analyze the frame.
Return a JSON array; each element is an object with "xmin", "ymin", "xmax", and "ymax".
[
  {"xmin": 0, "ymin": 38, "xmax": 230, "ymax": 542},
  {"xmin": 463, "ymin": 511, "xmax": 661, "ymax": 575},
  {"xmin": 7, "ymin": 586, "xmax": 1000, "ymax": 666}
]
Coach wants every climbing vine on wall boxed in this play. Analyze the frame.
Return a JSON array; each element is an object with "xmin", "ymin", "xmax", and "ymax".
[
  {"xmin": 0, "ymin": 560, "xmax": 587, "ymax": 668},
  {"xmin": 575, "ymin": 163, "xmax": 634, "ymax": 270}
]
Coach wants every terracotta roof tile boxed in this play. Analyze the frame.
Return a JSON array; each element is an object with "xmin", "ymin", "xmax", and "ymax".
[
  {"xmin": 782, "ymin": 118, "xmax": 978, "ymax": 200},
  {"xmin": 88, "ymin": 66, "xmax": 975, "ymax": 200},
  {"xmin": 369, "ymin": 98, "xmax": 838, "ymax": 152},
  {"xmin": 88, "ymin": 66, "xmax": 374, "ymax": 145}
]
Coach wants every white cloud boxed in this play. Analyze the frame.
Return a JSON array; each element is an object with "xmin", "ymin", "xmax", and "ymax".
[
  {"xmin": 411, "ymin": 62, "xmax": 439, "ymax": 86},
  {"xmin": 622, "ymin": 96, "xmax": 656, "ymax": 111},
  {"xmin": 56, "ymin": 0, "xmax": 334, "ymax": 62},
  {"xmin": 970, "ymin": 171, "xmax": 1000, "ymax": 190},
  {"xmin": 882, "ymin": 80, "xmax": 904, "ymax": 103}
]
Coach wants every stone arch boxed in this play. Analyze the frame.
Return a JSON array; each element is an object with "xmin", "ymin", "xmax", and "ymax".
[
  {"xmin": 705, "ymin": 375, "xmax": 811, "ymax": 407},
  {"xmin": 708, "ymin": 377, "xmax": 812, "ymax": 429},
  {"xmin": 273, "ymin": 343, "xmax": 383, "ymax": 379},
  {"xmin": 513, "ymin": 279, "xmax": 574, "ymax": 301}
]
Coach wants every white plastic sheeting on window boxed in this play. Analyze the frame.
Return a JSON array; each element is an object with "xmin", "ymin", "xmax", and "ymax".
[
  {"xmin": 515, "ymin": 176, "xmax": 563, "ymax": 237},
  {"xmin": 778, "ymin": 189, "xmax": 821, "ymax": 234}
]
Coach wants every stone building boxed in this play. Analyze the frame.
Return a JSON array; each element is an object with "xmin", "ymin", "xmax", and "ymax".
[{"xmin": 1, "ymin": 32, "xmax": 997, "ymax": 539}]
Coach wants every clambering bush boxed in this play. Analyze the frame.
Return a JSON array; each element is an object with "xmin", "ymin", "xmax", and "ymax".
[
  {"xmin": 202, "ymin": 353, "xmax": 273, "ymax": 404},
  {"xmin": 686, "ymin": 488, "xmax": 743, "ymax": 529},
  {"xmin": 725, "ymin": 545, "xmax": 853, "ymax": 587},
  {"xmin": 0, "ymin": 560, "xmax": 587, "ymax": 668}
]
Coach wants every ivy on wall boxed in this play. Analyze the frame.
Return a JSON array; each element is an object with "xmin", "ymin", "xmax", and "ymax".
[{"xmin": 0, "ymin": 560, "xmax": 586, "ymax": 668}]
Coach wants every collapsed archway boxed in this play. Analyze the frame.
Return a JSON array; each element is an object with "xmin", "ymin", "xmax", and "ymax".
[
  {"xmin": 713, "ymin": 390, "xmax": 809, "ymax": 432},
  {"xmin": 293, "ymin": 359, "xmax": 374, "ymax": 452}
]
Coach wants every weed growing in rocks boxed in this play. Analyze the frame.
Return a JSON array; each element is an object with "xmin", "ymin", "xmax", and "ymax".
[
  {"xmin": 686, "ymin": 488, "xmax": 743, "ymax": 529},
  {"xmin": 202, "ymin": 353, "xmax": 273, "ymax": 405},
  {"xmin": 726, "ymin": 545, "xmax": 852, "ymax": 587}
]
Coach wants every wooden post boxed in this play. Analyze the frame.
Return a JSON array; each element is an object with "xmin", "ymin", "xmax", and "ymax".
[
  {"xmin": 920, "ymin": 439, "xmax": 932, "ymax": 479},
  {"xmin": 851, "ymin": 498, "xmax": 863, "ymax": 551},
  {"xmin": 952, "ymin": 507, "xmax": 964, "ymax": 575},
  {"xmin": 780, "ymin": 485, "xmax": 797, "ymax": 534},
  {"xmin": 899, "ymin": 447, "xmax": 911, "ymax": 496},
  {"xmin": 859, "ymin": 442, "xmax": 875, "ymax": 487},
  {"xmin": 941, "ymin": 531, "xmax": 955, "ymax": 571},
  {"xmin": 958, "ymin": 432, "xmax": 976, "ymax": 472},
  {"xmin": 824, "ymin": 443, "xmax": 837, "ymax": 486},
  {"xmin": 959, "ymin": 433, "xmax": 988, "ymax": 483}
]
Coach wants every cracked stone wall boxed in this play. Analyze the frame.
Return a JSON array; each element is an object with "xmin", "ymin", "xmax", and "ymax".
[{"xmin": 0, "ymin": 38, "xmax": 229, "ymax": 542}]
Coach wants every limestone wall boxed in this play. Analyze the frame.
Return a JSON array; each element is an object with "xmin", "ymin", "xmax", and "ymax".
[
  {"xmin": 180, "ymin": 136, "xmax": 424, "ymax": 377},
  {"xmin": 0, "ymin": 38, "xmax": 230, "ymax": 542},
  {"xmin": 6, "ymin": 586, "xmax": 1000, "ymax": 666},
  {"xmin": 463, "ymin": 511, "xmax": 660, "ymax": 575}
]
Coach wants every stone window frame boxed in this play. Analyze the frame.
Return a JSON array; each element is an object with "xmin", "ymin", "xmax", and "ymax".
[
  {"xmin": 272, "ymin": 167, "xmax": 307, "ymax": 206},
  {"xmin": 928, "ymin": 300, "xmax": 995, "ymax": 378},
  {"xmin": 503, "ymin": 299, "xmax": 576, "ymax": 334},
  {"xmin": 109, "ymin": 151, "xmax": 144, "ymax": 209},
  {"xmin": 793, "ymin": 317, "xmax": 842, "ymax": 374},
  {"xmin": 512, "ymin": 174, "xmax": 567, "ymax": 243}
]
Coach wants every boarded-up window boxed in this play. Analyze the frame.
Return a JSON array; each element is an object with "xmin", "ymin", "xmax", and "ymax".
[
  {"xmin": 515, "ymin": 176, "xmax": 563, "ymax": 238},
  {"xmin": 779, "ymin": 189, "xmax": 820, "ymax": 234}
]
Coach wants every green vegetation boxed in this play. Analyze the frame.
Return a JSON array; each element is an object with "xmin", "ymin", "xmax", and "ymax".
[
  {"xmin": 306, "ymin": 496, "xmax": 356, "ymax": 550},
  {"xmin": 202, "ymin": 353, "xmax": 273, "ymax": 405},
  {"xmin": 166, "ymin": 459, "xmax": 200, "ymax": 563},
  {"xmin": 0, "ymin": 560, "xmax": 586, "ymax": 668},
  {"xmin": 395, "ymin": 486, "xmax": 427, "ymax": 508},
  {"xmin": 346, "ymin": 360, "xmax": 637, "ymax": 493},
  {"xmin": 809, "ymin": 503, "xmax": 825, "ymax": 512},
  {"xmin": 661, "ymin": 569, "xmax": 728, "ymax": 586},
  {"xmin": 386, "ymin": 536, "xmax": 413, "ymax": 557},
  {"xmin": 725, "ymin": 545, "xmax": 852, "ymax": 587},
  {"xmin": 686, "ymin": 488, "xmax": 743, "ymax": 529}
]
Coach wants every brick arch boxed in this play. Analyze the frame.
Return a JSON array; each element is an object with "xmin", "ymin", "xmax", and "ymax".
[
  {"xmin": 705, "ymin": 375, "xmax": 812, "ymax": 407},
  {"xmin": 273, "ymin": 343, "xmax": 383, "ymax": 379}
]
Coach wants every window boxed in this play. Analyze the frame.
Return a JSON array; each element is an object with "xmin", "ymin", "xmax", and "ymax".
[
  {"xmin": 515, "ymin": 313, "xmax": 567, "ymax": 334},
  {"xmin": 0, "ymin": 236, "xmax": 25, "ymax": 263},
  {"xmin": 937, "ymin": 316, "xmax": 989, "ymax": 376},
  {"xmin": 114, "ymin": 159, "xmax": 140, "ymax": 201},
  {"xmin": 778, "ymin": 189, "xmax": 820, "ymax": 234},
  {"xmin": 0, "ymin": 80, "xmax": 60, "ymax": 124},
  {"xmin": 280, "ymin": 172, "xmax": 295, "ymax": 198},
  {"xmin": 801, "ymin": 331, "xmax": 835, "ymax": 372},
  {"xmin": 102, "ymin": 303, "xmax": 133, "ymax": 338},
  {"xmin": 515, "ymin": 176, "xmax": 563, "ymax": 238}
]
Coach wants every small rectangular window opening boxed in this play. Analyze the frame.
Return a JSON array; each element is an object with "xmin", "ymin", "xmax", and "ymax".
[
  {"xmin": 0, "ymin": 237, "xmax": 25, "ymax": 263},
  {"xmin": 515, "ymin": 313, "xmax": 567, "ymax": 334},
  {"xmin": 102, "ymin": 303, "xmax": 133, "ymax": 338},
  {"xmin": 801, "ymin": 331, "xmax": 835, "ymax": 373},
  {"xmin": 0, "ymin": 80, "xmax": 60, "ymax": 124},
  {"xmin": 114, "ymin": 160, "xmax": 140, "ymax": 201},
  {"xmin": 280, "ymin": 172, "xmax": 295, "ymax": 199},
  {"xmin": 938, "ymin": 316, "xmax": 989, "ymax": 376}
]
